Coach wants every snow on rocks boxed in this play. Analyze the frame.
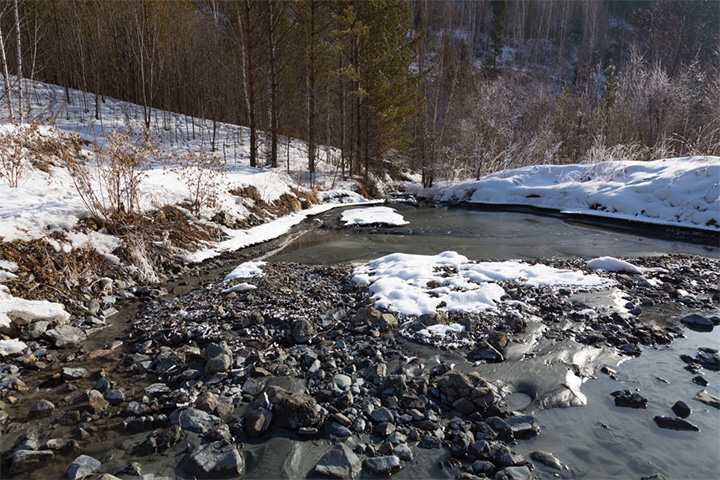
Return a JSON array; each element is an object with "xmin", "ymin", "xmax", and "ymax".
[
  {"xmin": 353, "ymin": 251, "xmax": 613, "ymax": 317},
  {"xmin": 341, "ymin": 206, "xmax": 409, "ymax": 227},
  {"xmin": 224, "ymin": 261, "xmax": 266, "ymax": 281},
  {"xmin": 0, "ymin": 286, "xmax": 70, "ymax": 346},
  {"xmin": 433, "ymin": 157, "xmax": 720, "ymax": 231},
  {"xmin": 588, "ymin": 256, "xmax": 644, "ymax": 273}
]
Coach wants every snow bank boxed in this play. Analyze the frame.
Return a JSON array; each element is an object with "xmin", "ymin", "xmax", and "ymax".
[
  {"xmin": 434, "ymin": 158, "xmax": 720, "ymax": 231},
  {"xmin": 224, "ymin": 261, "xmax": 267, "ymax": 281},
  {"xmin": 341, "ymin": 206, "xmax": 409, "ymax": 227},
  {"xmin": 353, "ymin": 251, "xmax": 614, "ymax": 316},
  {"xmin": 0, "ymin": 286, "xmax": 70, "ymax": 330}
]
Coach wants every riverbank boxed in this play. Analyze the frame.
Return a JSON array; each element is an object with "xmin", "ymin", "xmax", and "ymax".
[{"xmin": 1, "ymin": 249, "xmax": 717, "ymax": 479}]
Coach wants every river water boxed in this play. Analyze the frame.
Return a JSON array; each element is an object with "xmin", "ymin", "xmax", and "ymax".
[{"xmin": 268, "ymin": 205, "xmax": 719, "ymax": 480}]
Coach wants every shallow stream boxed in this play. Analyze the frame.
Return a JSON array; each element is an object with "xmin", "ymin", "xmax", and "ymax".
[{"xmin": 267, "ymin": 205, "xmax": 719, "ymax": 479}]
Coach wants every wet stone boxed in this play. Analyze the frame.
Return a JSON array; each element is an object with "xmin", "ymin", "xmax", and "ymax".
[
  {"xmin": 104, "ymin": 389, "xmax": 126, "ymax": 406},
  {"xmin": 693, "ymin": 389, "xmax": 720, "ymax": 409},
  {"xmin": 393, "ymin": 444, "xmax": 413, "ymax": 461},
  {"xmin": 183, "ymin": 440, "xmax": 244, "ymax": 478},
  {"xmin": 612, "ymin": 389, "xmax": 648, "ymax": 408},
  {"xmin": 671, "ymin": 401, "xmax": 691, "ymax": 418},
  {"xmin": 314, "ymin": 443, "xmax": 362, "ymax": 480},
  {"xmin": 653, "ymin": 416, "xmax": 699, "ymax": 431},
  {"xmin": 530, "ymin": 451, "xmax": 565, "ymax": 470},
  {"xmin": 364, "ymin": 455, "xmax": 403, "ymax": 476},
  {"xmin": 496, "ymin": 465, "xmax": 532, "ymax": 480},
  {"xmin": 244, "ymin": 408, "xmax": 272, "ymax": 437},
  {"xmin": 680, "ymin": 314, "xmax": 714, "ymax": 332},
  {"xmin": 8, "ymin": 450, "xmax": 54, "ymax": 473}
]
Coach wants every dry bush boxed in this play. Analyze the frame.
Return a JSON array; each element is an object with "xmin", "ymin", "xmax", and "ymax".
[
  {"xmin": 62, "ymin": 131, "xmax": 157, "ymax": 228},
  {"xmin": 0, "ymin": 122, "xmax": 41, "ymax": 187},
  {"xmin": 170, "ymin": 150, "xmax": 227, "ymax": 216}
]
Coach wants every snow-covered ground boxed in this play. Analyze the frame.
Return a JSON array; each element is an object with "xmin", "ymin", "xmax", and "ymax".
[{"xmin": 425, "ymin": 158, "xmax": 720, "ymax": 231}]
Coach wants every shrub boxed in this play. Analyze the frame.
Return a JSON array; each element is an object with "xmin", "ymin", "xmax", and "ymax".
[
  {"xmin": 0, "ymin": 122, "xmax": 40, "ymax": 187},
  {"xmin": 171, "ymin": 150, "xmax": 226, "ymax": 216}
]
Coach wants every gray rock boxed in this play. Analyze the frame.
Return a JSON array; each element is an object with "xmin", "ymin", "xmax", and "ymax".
[
  {"xmin": 291, "ymin": 318, "xmax": 315, "ymax": 343},
  {"xmin": 105, "ymin": 389, "xmax": 126, "ymax": 406},
  {"xmin": 370, "ymin": 406, "xmax": 394, "ymax": 423},
  {"xmin": 333, "ymin": 373, "xmax": 352, "ymax": 389},
  {"xmin": 205, "ymin": 354, "xmax": 231, "ymax": 373},
  {"xmin": 144, "ymin": 383, "xmax": 171, "ymax": 397},
  {"xmin": 183, "ymin": 440, "xmax": 244, "ymax": 478},
  {"xmin": 473, "ymin": 460, "xmax": 495, "ymax": 474},
  {"xmin": 393, "ymin": 444, "xmax": 413, "ymax": 461},
  {"xmin": 364, "ymin": 455, "xmax": 402, "ymax": 475},
  {"xmin": 204, "ymin": 342, "xmax": 233, "ymax": 360},
  {"xmin": 177, "ymin": 408, "xmax": 220, "ymax": 434},
  {"xmin": 8, "ymin": 450, "xmax": 54, "ymax": 473},
  {"xmin": 44, "ymin": 325, "xmax": 87, "ymax": 348},
  {"xmin": 66, "ymin": 454, "xmax": 101, "ymax": 480},
  {"xmin": 314, "ymin": 443, "xmax": 362, "ymax": 480},
  {"xmin": 489, "ymin": 444, "xmax": 522, "ymax": 467},
  {"xmin": 681, "ymin": 314, "xmax": 714, "ymax": 332},
  {"xmin": 61, "ymin": 367, "xmax": 87, "ymax": 381},
  {"xmin": 530, "ymin": 451, "xmax": 565, "ymax": 470},
  {"xmin": 87, "ymin": 390, "xmax": 109, "ymax": 414},
  {"xmin": 495, "ymin": 466, "xmax": 532, "ymax": 480},
  {"xmin": 378, "ymin": 313, "xmax": 399, "ymax": 331},
  {"xmin": 326, "ymin": 421, "xmax": 353, "ymax": 438},
  {"xmin": 196, "ymin": 392, "xmax": 218, "ymax": 413},
  {"xmin": 468, "ymin": 340, "xmax": 505, "ymax": 363},
  {"xmin": 242, "ymin": 378, "xmax": 263, "ymax": 396},
  {"xmin": 29, "ymin": 399, "xmax": 55, "ymax": 418},
  {"xmin": 22, "ymin": 320, "xmax": 50, "ymax": 340},
  {"xmin": 504, "ymin": 415, "xmax": 540, "ymax": 439}
]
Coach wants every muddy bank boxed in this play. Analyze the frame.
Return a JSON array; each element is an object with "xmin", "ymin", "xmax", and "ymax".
[{"xmin": 1, "ymin": 251, "xmax": 718, "ymax": 479}]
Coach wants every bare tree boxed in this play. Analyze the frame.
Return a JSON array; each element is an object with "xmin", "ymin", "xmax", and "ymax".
[{"xmin": 13, "ymin": 0, "xmax": 22, "ymax": 122}]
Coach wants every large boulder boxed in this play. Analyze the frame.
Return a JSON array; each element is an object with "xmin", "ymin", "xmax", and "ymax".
[
  {"xmin": 44, "ymin": 325, "xmax": 86, "ymax": 348},
  {"xmin": 183, "ymin": 440, "xmax": 244, "ymax": 478},
  {"xmin": 176, "ymin": 408, "xmax": 220, "ymax": 434},
  {"xmin": 314, "ymin": 443, "xmax": 362, "ymax": 480}
]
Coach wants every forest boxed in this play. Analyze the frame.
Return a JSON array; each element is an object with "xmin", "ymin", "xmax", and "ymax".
[{"xmin": 1, "ymin": 0, "xmax": 718, "ymax": 186}]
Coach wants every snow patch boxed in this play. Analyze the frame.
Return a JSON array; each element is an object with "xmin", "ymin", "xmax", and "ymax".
[
  {"xmin": 0, "ymin": 286, "xmax": 70, "ymax": 329},
  {"xmin": 341, "ymin": 206, "xmax": 409, "ymax": 227},
  {"xmin": 225, "ymin": 261, "xmax": 267, "ymax": 281},
  {"xmin": 0, "ymin": 338, "xmax": 27, "ymax": 356},
  {"xmin": 221, "ymin": 283, "xmax": 257, "ymax": 294},
  {"xmin": 353, "ymin": 251, "xmax": 614, "ymax": 317},
  {"xmin": 587, "ymin": 256, "xmax": 643, "ymax": 274}
]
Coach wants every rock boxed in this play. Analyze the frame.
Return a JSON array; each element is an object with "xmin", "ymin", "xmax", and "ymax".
[
  {"xmin": 268, "ymin": 387, "xmax": 318, "ymax": 429},
  {"xmin": 196, "ymin": 392, "xmax": 218, "ymax": 413},
  {"xmin": 354, "ymin": 307, "xmax": 382, "ymax": 325},
  {"xmin": 393, "ymin": 444, "xmax": 413, "ymax": 461},
  {"xmin": 363, "ymin": 455, "xmax": 403, "ymax": 475},
  {"xmin": 504, "ymin": 415, "xmax": 540, "ymax": 439},
  {"xmin": 104, "ymin": 390, "xmax": 126, "ymax": 406},
  {"xmin": 495, "ymin": 466, "xmax": 532, "ymax": 480},
  {"xmin": 244, "ymin": 408, "xmax": 272, "ymax": 437},
  {"xmin": 378, "ymin": 313, "xmax": 399, "ymax": 331},
  {"xmin": 291, "ymin": 319, "xmax": 315, "ymax": 343},
  {"xmin": 23, "ymin": 320, "xmax": 50, "ymax": 340},
  {"xmin": 453, "ymin": 397, "xmax": 476, "ymax": 416},
  {"xmin": 61, "ymin": 367, "xmax": 87, "ymax": 381},
  {"xmin": 8, "ymin": 450, "xmax": 54, "ymax": 473},
  {"xmin": 29, "ymin": 399, "xmax": 55, "ymax": 418},
  {"xmin": 530, "ymin": 451, "xmax": 565, "ymax": 470},
  {"xmin": 485, "ymin": 417, "xmax": 514, "ymax": 443},
  {"xmin": 468, "ymin": 340, "xmax": 504, "ymax": 363},
  {"xmin": 680, "ymin": 314, "xmax": 714, "ymax": 332},
  {"xmin": 333, "ymin": 373, "xmax": 352, "ymax": 389},
  {"xmin": 693, "ymin": 389, "xmax": 720, "ymax": 409},
  {"xmin": 418, "ymin": 312, "xmax": 448, "ymax": 326},
  {"xmin": 419, "ymin": 434, "xmax": 441, "ymax": 449},
  {"xmin": 370, "ymin": 406, "xmax": 394, "ymax": 423},
  {"xmin": 695, "ymin": 349, "xmax": 720, "ymax": 371},
  {"xmin": 44, "ymin": 325, "xmax": 87, "ymax": 348},
  {"xmin": 87, "ymin": 390, "xmax": 109, "ymax": 414},
  {"xmin": 314, "ymin": 443, "xmax": 362, "ymax": 480},
  {"xmin": 489, "ymin": 444, "xmax": 522, "ymax": 467},
  {"xmin": 66, "ymin": 454, "xmax": 101, "ymax": 480},
  {"xmin": 692, "ymin": 375, "xmax": 709, "ymax": 387},
  {"xmin": 653, "ymin": 416, "xmax": 699, "ymax": 431},
  {"xmin": 177, "ymin": 408, "xmax": 220, "ymax": 434},
  {"xmin": 206, "ymin": 354, "xmax": 231, "ymax": 373},
  {"xmin": 640, "ymin": 474, "xmax": 670, "ymax": 480},
  {"xmin": 611, "ymin": 389, "xmax": 647, "ymax": 408},
  {"xmin": 325, "ymin": 421, "xmax": 353, "ymax": 438},
  {"xmin": 671, "ymin": 401, "xmax": 691, "ymax": 418},
  {"xmin": 183, "ymin": 440, "xmax": 244, "ymax": 478},
  {"xmin": 472, "ymin": 460, "xmax": 495, "ymax": 475}
]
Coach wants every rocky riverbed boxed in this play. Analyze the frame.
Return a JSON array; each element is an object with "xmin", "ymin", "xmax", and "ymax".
[{"xmin": 1, "ymin": 252, "xmax": 718, "ymax": 479}]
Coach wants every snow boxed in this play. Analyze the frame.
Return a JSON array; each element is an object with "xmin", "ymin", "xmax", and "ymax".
[
  {"xmin": 0, "ymin": 338, "xmax": 27, "ymax": 356},
  {"xmin": 221, "ymin": 283, "xmax": 257, "ymax": 294},
  {"xmin": 587, "ymin": 256, "xmax": 643, "ymax": 274},
  {"xmin": 432, "ymin": 158, "xmax": 720, "ymax": 231},
  {"xmin": 353, "ymin": 251, "xmax": 614, "ymax": 317},
  {"xmin": 417, "ymin": 323, "xmax": 465, "ymax": 338},
  {"xmin": 341, "ymin": 206, "xmax": 409, "ymax": 227},
  {"xmin": 0, "ymin": 285, "xmax": 70, "ymax": 330},
  {"xmin": 224, "ymin": 261, "xmax": 267, "ymax": 281}
]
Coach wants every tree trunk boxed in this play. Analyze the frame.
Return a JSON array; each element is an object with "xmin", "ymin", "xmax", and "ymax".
[
  {"xmin": 0, "ymin": 23, "xmax": 14, "ymax": 119},
  {"xmin": 307, "ymin": 0, "xmax": 317, "ymax": 184},
  {"xmin": 267, "ymin": 1, "xmax": 278, "ymax": 168},
  {"xmin": 241, "ymin": 0, "xmax": 257, "ymax": 167},
  {"xmin": 14, "ymin": 0, "xmax": 23, "ymax": 123}
]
